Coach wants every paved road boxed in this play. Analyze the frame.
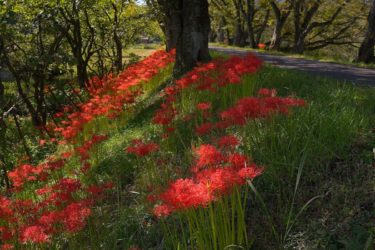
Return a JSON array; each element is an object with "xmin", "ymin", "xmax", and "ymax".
[{"xmin": 211, "ymin": 46, "xmax": 375, "ymax": 87}]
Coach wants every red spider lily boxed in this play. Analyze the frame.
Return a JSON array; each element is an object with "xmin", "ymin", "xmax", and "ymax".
[
  {"xmin": 154, "ymin": 53, "xmax": 263, "ymax": 132},
  {"xmin": 55, "ymin": 50, "xmax": 175, "ymax": 141},
  {"xmin": 153, "ymin": 149, "xmax": 263, "ymax": 217},
  {"xmin": 0, "ymin": 196, "xmax": 13, "ymax": 219},
  {"xmin": 152, "ymin": 106, "xmax": 177, "ymax": 125},
  {"xmin": 195, "ymin": 122, "xmax": 215, "ymax": 136},
  {"xmin": 227, "ymin": 153, "xmax": 251, "ymax": 170},
  {"xmin": 1, "ymin": 244, "xmax": 14, "ymax": 250},
  {"xmin": 220, "ymin": 95, "xmax": 306, "ymax": 126},
  {"xmin": 194, "ymin": 144, "xmax": 224, "ymax": 170},
  {"xmin": 157, "ymin": 179, "xmax": 214, "ymax": 211},
  {"xmin": 197, "ymin": 102, "xmax": 212, "ymax": 111},
  {"xmin": 258, "ymin": 88, "xmax": 277, "ymax": 97},
  {"xmin": 75, "ymin": 134, "xmax": 108, "ymax": 162},
  {"xmin": 0, "ymin": 226, "xmax": 13, "ymax": 241},
  {"xmin": 0, "ymin": 50, "xmax": 175, "ymax": 247},
  {"xmin": 20, "ymin": 225, "xmax": 49, "ymax": 243},
  {"xmin": 126, "ymin": 140, "xmax": 159, "ymax": 157},
  {"xmin": 217, "ymin": 135, "xmax": 239, "ymax": 148},
  {"xmin": 61, "ymin": 201, "xmax": 92, "ymax": 233}
]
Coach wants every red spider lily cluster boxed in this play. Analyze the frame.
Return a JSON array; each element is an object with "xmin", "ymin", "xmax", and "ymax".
[
  {"xmin": 175, "ymin": 54, "xmax": 262, "ymax": 91},
  {"xmin": 219, "ymin": 93, "xmax": 306, "ymax": 127},
  {"xmin": 0, "ymin": 50, "xmax": 176, "ymax": 249},
  {"xmin": 126, "ymin": 139, "xmax": 159, "ymax": 157},
  {"xmin": 122, "ymin": 53, "xmax": 307, "ymax": 220},
  {"xmin": 150, "ymin": 54, "xmax": 263, "ymax": 134},
  {"xmin": 153, "ymin": 141, "xmax": 263, "ymax": 217},
  {"xmin": 52, "ymin": 50, "xmax": 175, "ymax": 142}
]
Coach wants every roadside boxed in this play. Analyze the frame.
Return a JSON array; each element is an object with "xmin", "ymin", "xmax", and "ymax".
[
  {"xmin": 211, "ymin": 46, "xmax": 375, "ymax": 87},
  {"xmin": 210, "ymin": 43, "xmax": 375, "ymax": 70}
]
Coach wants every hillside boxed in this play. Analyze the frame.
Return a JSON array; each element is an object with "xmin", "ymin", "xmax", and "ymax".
[{"xmin": 1, "ymin": 50, "xmax": 375, "ymax": 249}]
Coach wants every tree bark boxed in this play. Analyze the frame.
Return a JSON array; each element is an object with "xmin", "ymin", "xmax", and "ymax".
[
  {"xmin": 76, "ymin": 59, "xmax": 88, "ymax": 88},
  {"xmin": 255, "ymin": 9, "xmax": 270, "ymax": 45},
  {"xmin": 358, "ymin": 0, "xmax": 375, "ymax": 63},
  {"xmin": 0, "ymin": 78, "xmax": 4, "ymax": 108},
  {"xmin": 0, "ymin": 154, "xmax": 10, "ymax": 191},
  {"xmin": 111, "ymin": 2, "xmax": 124, "ymax": 73},
  {"xmin": 157, "ymin": 0, "xmax": 180, "ymax": 51},
  {"xmin": 217, "ymin": 16, "xmax": 226, "ymax": 43},
  {"xmin": 165, "ymin": 9, "xmax": 180, "ymax": 51},
  {"xmin": 56, "ymin": 4, "xmax": 95, "ymax": 89},
  {"xmin": 243, "ymin": 0, "xmax": 256, "ymax": 48},
  {"xmin": 233, "ymin": 0, "xmax": 246, "ymax": 47},
  {"xmin": 269, "ymin": 1, "xmax": 292, "ymax": 51},
  {"xmin": 171, "ymin": 0, "xmax": 211, "ymax": 76},
  {"xmin": 12, "ymin": 112, "xmax": 32, "ymax": 160},
  {"xmin": 292, "ymin": 0, "xmax": 345, "ymax": 54}
]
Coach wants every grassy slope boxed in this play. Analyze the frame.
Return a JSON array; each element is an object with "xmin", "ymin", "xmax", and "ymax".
[{"xmin": 56, "ymin": 57, "xmax": 374, "ymax": 249}]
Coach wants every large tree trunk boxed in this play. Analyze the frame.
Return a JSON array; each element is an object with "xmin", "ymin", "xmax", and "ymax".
[
  {"xmin": 165, "ymin": 9, "xmax": 180, "ymax": 51},
  {"xmin": 158, "ymin": 0, "xmax": 180, "ymax": 52},
  {"xmin": 173, "ymin": 0, "xmax": 211, "ymax": 76},
  {"xmin": 358, "ymin": 0, "xmax": 375, "ymax": 63}
]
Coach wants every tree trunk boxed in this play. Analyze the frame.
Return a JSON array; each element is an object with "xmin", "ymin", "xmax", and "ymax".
[
  {"xmin": 166, "ymin": 10, "xmax": 180, "ymax": 51},
  {"xmin": 255, "ymin": 9, "xmax": 270, "ymax": 45},
  {"xmin": 114, "ymin": 31, "xmax": 123, "ymax": 73},
  {"xmin": 244, "ymin": 0, "xmax": 256, "ymax": 48},
  {"xmin": 173, "ymin": 0, "xmax": 211, "ymax": 76},
  {"xmin": 112, "ymin": 2, "xmax": 123, "ymax": 73},
  {"xmin": 270, "ymin": 21, "xmax": 284, "ymax": 50},
  {"xmin": 0, "ymin": 154, "xmax": 10, "ymax": 191},
  {"xmin": 358, "ymin": 0, "xmax": 375, "ymax": 63},
  {"xmin": 217, "ymin": 16, "xmax": 226, "ymax": 43},
  {"xmin": 0, "ymin": 79, "xmax": 4, "ymax": 108},
  {"xmin": 15, "ymin": 78, "xmax": 43, "ymax": 127},
  {"xmin": 158, "ymin": 0, "xmax": 180, "ymax": 52},
  {"xmin": 76, "ymin": 59, "xmax": 88, "ymax": 88},
  {"xmin": 0, "ymin": 79, "xmax": 7, "ymax": 150},
  {"xmin": 269, "ymin": 1, "xmax": 292, "ymax": 51},
  {"xmin": 293, "ymin": 37, "xmax": 305, "ymax": 54},
  {"xmin": 233, "ymin": 1, "xmax": 246, "ymax": 47},
  {"xmin": 32, "ymin": 74, "xmax": 47, "ymax": 126},
  {"xmin": 13, "ymin": 112, "xmax": 32, "ymax": 160}
]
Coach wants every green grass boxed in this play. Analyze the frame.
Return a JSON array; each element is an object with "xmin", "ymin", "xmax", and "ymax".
[{"xmin": 19, "ymin": 54, "xmax": 374, "ymax": 249}]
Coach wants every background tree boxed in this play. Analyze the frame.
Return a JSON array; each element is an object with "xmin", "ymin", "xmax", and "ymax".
[
  {"xmin": 358, "ymin": 0, "xmax": 375, "ymax": 63},
  {"xmin": 52, "ymin": 0, "xmax": 97, "ymax": 88},
  {"xmin": 291, "ymin": 0, "xmax": 353, "ymax": 54},
  {"xmin": 0, "ymin": 2, "xmax": 65, "ymax": 129},
  {"xmin": 269, "ymin": 0, "xmax": 293, "ymax": 50},
  {"xmin": 157, "ymin": 0, "xmax": 211, "ymax": 76}
]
